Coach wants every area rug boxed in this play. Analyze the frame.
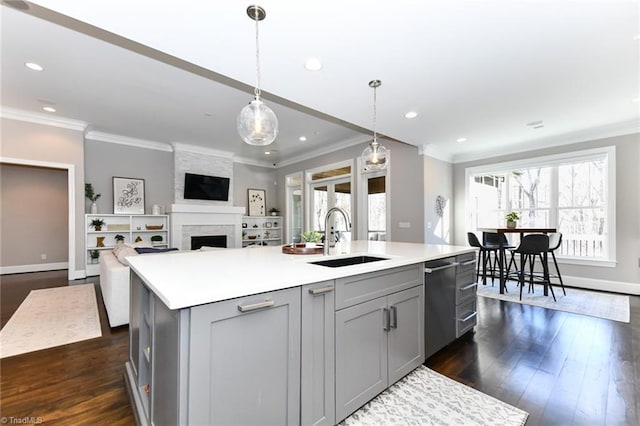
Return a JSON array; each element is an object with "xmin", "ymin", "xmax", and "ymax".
[
  {"xmin": 0, "ymin": 284, "xmax": 102, "ymax": 358},
  {"xmin": 342, "ymin": 366, "xmax": 528, "ymax": 426},
  {"xmin": 477, "ymin": 283, "xmax": 630, "ymax": 323}
]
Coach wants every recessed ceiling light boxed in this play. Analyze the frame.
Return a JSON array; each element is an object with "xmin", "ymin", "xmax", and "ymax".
[
  {"xmin": 25, "ymin": 62, "xmax": 43, "ymax": 71},
  {"xmin": 456, "ymin": 137, "xmax": 467, "ymax": 143},
  {"xmin": 526, "ymin": 120, "xmax": 543, "ymax": 127},
  {"xmin": 42, "ymin": 106, "xmax": 56, "ymax": 113},
  {"xmin": 264, "ymin": 151, "xmax": 271, "ymax": 155},
  {"xmin": 304, "ymin": 57, "xmax": 322, "ymax": 71},
  {"xmin": 404, "ymin": 111, "xmax": 418, "ymax": 119},
  {"xmin": 299, "ymin": 136, "xmax": 307, "ymax": 142}
]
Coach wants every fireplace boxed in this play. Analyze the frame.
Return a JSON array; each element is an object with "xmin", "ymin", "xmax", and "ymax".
[
  {"xmin": 168, "ymin": 204, "xmax": 245, "ymax": 250},
  {"xmin": 191, "ymin": 235, "xmax": 227, "ymax": 250}
]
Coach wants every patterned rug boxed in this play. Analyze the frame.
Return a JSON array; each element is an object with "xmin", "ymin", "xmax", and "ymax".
[
  {"xmin": 0, "ymin": 284, "xmax": 102, "ymax": 358},
  {"xmin": 342, "ymin": 366, "xmax": 528, "ymax": 425},
  {"xmin": 477, "ymin": 282, "xmax": 630, "ymax": 323}
]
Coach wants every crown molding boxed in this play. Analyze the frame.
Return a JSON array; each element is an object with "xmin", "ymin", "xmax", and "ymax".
[
  {"xmin": 171, "ymin": 142, "xmax": 235, "ymax": 158},
  {"xmin": 276, "ymin": 134, "xmax": 370, "ymax": 168},
  {"xmin": 418, "ymin": 144, "xmax": 454, "ymax": 163},
  {"xmin": 0, "ymin": 106, "xmax": 87, "ymax": 131},
  {"xmin": 450, "ymin": 119, "xmax": 640, "ymax": 164},
  {"xmin": 233, "ymin": 156, "xmax": 277, "ymax": 168},
  {"xmin": 85, "ymin": 130, "xmax": 173, "ymax": 152}
]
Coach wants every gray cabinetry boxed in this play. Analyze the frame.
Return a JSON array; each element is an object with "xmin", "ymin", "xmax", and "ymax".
[
  {"xmin": 301, "ymin": 281, "xmax": 335, "ymax": 426},
  {"xmin": 189, "ymin": 287, "xmax": 301, "ymax": 426},
  {"xmin": 335, "ymin": 265, "xmax": 424, "ymax": 423}
]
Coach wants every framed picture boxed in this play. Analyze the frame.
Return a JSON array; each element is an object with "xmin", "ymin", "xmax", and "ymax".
[
  {"xmin": 113, "ymin": 177, "xmax": 145, "ymax": 214},
  {"xmin": 247, "ymin": 188, "xmax": 266, "ymax": 216}
]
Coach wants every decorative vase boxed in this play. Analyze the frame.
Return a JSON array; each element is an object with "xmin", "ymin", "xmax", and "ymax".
[
  {"xmin": 90, "ymin": 202, "xmax": 98, "ymax": 214},
  {"xmin": 96, "ymin": 236, "xmax": 106, "ymax": 247},
  {"xmin": 506, "ymin": 220, "xmax": 517, "ymax": 229}
]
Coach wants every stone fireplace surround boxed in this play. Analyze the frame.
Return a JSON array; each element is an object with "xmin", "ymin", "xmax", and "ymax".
[{"xmin": 168, "ymin": 204, "xmax": 245, "ymax": 251}]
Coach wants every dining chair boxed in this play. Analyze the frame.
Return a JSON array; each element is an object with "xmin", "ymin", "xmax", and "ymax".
[
  {"xmin": 513, "ymin": 234, "xmax": 556, "ymax": 301},
  {"xmin": 467, "ymin": 232, "xmax": 499, "ymax": 286},
  {"xmin": 483, "ymin": 232, "xmax": 518, "ymax": 280},
  {"xmin": 547, "ymin": 232, "xmax": 566, "ymax": 296}
]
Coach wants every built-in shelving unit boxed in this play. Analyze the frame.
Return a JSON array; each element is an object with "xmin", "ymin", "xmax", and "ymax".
[
  {"xmin": 241, "ymin": 216, "xmax": 282, "ymax": 247},
  {"xmin": 84, "ymin": 214, "xmax": 169, "ymax": 276}
]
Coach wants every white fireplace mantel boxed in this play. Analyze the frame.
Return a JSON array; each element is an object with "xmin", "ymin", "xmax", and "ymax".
[{"xmin": 168, "ymin": 204, "xmax": 246, "ymax": 250}]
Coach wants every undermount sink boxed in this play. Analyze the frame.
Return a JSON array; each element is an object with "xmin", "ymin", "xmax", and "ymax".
[{"xmin": 309, "ymin": 255, "xmax": 388, "ymax": 268}]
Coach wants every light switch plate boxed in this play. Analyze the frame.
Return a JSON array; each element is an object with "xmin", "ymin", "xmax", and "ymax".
[{"xmin": 398, "ymin": 222, "xmax": 411, "ymax": 229}]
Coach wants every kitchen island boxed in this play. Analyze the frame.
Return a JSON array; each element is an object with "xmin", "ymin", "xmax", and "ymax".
[{"xmin": 125, "ymin": 241, "xmax": 476, "ymax": 426}]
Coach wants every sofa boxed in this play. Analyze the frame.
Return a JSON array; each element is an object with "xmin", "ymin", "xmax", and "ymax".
[{"xmin": 99, "ymin": 249, "xmax": 134, "ymax": 327}]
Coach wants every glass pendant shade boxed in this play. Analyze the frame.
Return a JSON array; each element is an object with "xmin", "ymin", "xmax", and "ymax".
[
  {"xmin": 361, "ymin": 140, "xmax": 388, "ymax": 171},
  {"xmin": 237, "ymin": 97, "xmax": 279, "ymax": 146}
]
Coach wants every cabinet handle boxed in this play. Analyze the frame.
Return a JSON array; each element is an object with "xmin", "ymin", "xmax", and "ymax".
[
  {"xmin": 424, "ymin": 262, "xmax": 458, "ymax": 273},
  {"xmin": 389, "ymin": 306, "xmax": 398, "ymax": 329},
  {"xmin": 237, "ymin": 299, "xmax": 275, "ymax": 313},
  {"xmin": 458, "ymin": 311, "xmax": 477, "ymax": 323},
  {"xmin": 382, "ymin": 308, "xmax": 390, "ymax": 331},
  {"xmin": 308, "ymin": 285, "xmax": 334, "ymax": 295},
  {"xmin": 459, "ymin": 283, "xmax": 478, "ymax": 291},
  {"xmin": 460, "ymin": 259, "xmax": 477, "ymax": 266}
]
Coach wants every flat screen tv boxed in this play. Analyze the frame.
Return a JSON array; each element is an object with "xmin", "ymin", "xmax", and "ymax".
[{"xmin": 184, "ymin": 173, "xmax": 230, "ymax": 201}]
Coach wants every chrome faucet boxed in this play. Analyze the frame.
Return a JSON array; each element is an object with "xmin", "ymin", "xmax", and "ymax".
[{"xmin": 323, "ymin": 207, "xmax": 351, "ymax": 256}]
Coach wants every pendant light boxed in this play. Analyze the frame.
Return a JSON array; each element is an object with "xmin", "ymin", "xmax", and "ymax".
[
  {"xmin": 237, "ymin": 5, "xmax": 278, "ymax": 146},
  {"xmin": 361, "ymin": 79, "xmax": 388, "ymax": 171}
]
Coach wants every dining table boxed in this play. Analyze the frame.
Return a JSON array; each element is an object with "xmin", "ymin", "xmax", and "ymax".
[{"xmin": 477, "ymin": 227, "xmax": 557, "ymax": 295}]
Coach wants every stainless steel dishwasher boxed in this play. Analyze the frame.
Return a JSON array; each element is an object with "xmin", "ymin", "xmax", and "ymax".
[{"xmin": 424, "ymin": 253, "xmax": 477, "ymax": 359}]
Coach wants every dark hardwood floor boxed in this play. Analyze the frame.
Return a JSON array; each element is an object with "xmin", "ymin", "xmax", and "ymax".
[{"xmin": 1, "ymin": 271, "xmax": 638, "ymax": 425}]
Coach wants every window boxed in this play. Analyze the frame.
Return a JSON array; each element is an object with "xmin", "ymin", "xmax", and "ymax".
[
  {"xmin": 466, "ymin": 147, "xmax": 615, "ymax": 265},
  {"xmin": 285, "ymin": 172, "xmax": 303, "ymax": 243},
  {"xmin": 306, "ymin": 161, "xmax": 353, "ymax": 243}
]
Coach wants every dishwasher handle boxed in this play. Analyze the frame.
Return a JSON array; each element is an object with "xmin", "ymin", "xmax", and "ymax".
[{"xmin": 424, "ymin": 262, "xmax": 458, "ymax": 274}]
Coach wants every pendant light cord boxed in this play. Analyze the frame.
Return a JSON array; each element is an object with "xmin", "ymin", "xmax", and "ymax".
[
  {"xmin": 254, "ymin": 12, "xmax": 261, "ymax": 98},
  {"xmin": 372, "ymin": 84, "xmax": 378, "ymax": 145}
]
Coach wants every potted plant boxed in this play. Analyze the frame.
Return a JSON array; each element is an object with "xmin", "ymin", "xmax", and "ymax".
[
  {"xmin": 301, "ymin": 230, "xmax": 323, "ymax": 248},
  {"xmin": 85, "ymin": 183, "xmax": 101, "ymax": 214},
  {"xmin": 269, "ymin": 207, "xmax": 280, "ymax": 216},
  {"xmin": 115, "ymin": 234, "xmax": 125, "ymax": 244},
  {"xmin": 89, "ymin": 250, "xmax": 100, "ymax": 264},
  {"xmin": 90, "ymin": 218, "xmax": 106, "ymax": 231},
  {"xmin": 505, "ymin": 211, "xmax": 520, "ymax": 229}
]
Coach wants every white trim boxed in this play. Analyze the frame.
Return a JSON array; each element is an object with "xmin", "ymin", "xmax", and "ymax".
[
  {"xmin": 1, "ymin": 157, "xmax": 78, "ymax": 280},
  {"xmin": 556, "ymin": 257, "xmax": 617, "ymax": 268},
  {"xmin": 452, "ymin": 120, "xmax": 639, "ymax": 163},
  {"xmin": 277, "ymin": 135, "xmax": 370, "ymax": 168},
  {"xmin": 233, "ymin": 156, "xmax": 277, "ymax": 168},
  {"xmin": 0, "ymin": 262, "xmax": 68, "ymax": 275},
  {"xmin": 172, "ymin": 142, "xmax": 234, "ymax": 158},
  {"xmin": 464, "ymin": 146, "xmax": 616, "ymax": 263},
  {"xmin": 419, "ymin": 144, "xmax": 454, "ymax": 163},
  {"xmin": 563, "ymin": 275, "xmax": 639, "ymax": 296},
  {"xmin": 0, "ymin": 107, "xmax": 88, "ymax": 131},
  {"xmin": 85, "ymin": 130, "xmax": 173, "ymax": 152}
]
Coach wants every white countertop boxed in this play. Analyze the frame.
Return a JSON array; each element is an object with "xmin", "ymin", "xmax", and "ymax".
[{"xmin": 127, "ymin": 241, "xmax": 476, "ymax": 310}]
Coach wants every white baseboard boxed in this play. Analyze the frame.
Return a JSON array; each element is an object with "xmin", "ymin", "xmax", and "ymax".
[
  {"xmin": 563, "ymin": 275, "xmax": 640, "ymax": 295},
  {"xmin": 0, "ymin": 262, "xmax": 68, "ymax": 275},
  {"xmin": 69, "ymin": 269, "xmax": 87, "ymax": 280}
]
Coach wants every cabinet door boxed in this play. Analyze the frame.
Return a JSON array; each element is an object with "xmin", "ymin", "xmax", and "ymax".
[
  {"xmin": 188, "ymin": 287, "xmax": 301, "ymax": 426},
  {"xmin": 387, "ymin": 285, "xmax": 425, "ymax": 385},
  {"xmin": 301, "ymin": 281, "xmax": 335, "ymax": 426},
  {"xmin": 335, "ymin": 296, "xmax": 388, "ymax": 423}
]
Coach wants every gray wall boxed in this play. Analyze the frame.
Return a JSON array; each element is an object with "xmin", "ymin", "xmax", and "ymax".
[
  {"xmin": 276, "ymin": 139, "xmax": 425, "ymax": 243},
  {"xmin": 85, "ymin": 140, "xmax": 173, "ymax": 214},
  {"xmin": 452, "ymin": 133, "xmax": 640, "ymax": 286},
  {"xmin": 424, "ymin": 155, "xmax": 453, "ymax": 244},
  {"xmin": 233, "ymin": 163, "xmax": 278, "ymax": 214},
  {"xmin": 1, "ymin": 117, "xmax": 85, "ymax": 278},
  {"xmin": 1, "ymin": 164, "xmax": 68, "ymax": 267}
]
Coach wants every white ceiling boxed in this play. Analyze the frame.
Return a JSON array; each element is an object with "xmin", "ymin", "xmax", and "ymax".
[{"xmin": 1, "ymin": 0, "xmax": 638, "ymax": 166}]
